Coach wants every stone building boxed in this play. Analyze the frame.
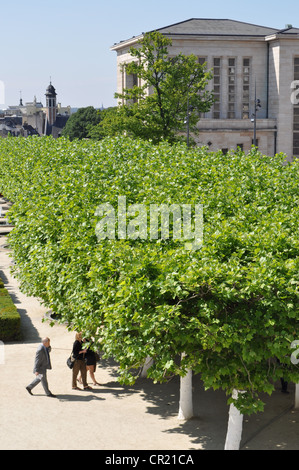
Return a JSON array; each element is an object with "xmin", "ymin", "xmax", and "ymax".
[
  {"xmin": 1, "ymin": 82, "xmax": 71, "ymax": 137},
  {"xmin": 111, "ymin": 18, "xmax": 299, "ymax": 159},
  {"xmin": 23, "ymin": 96, "xmax": 45, "ymax": 136},
  {"xmin": 43, "ymin": 82, "xmax": 70, "ymax": 137}
]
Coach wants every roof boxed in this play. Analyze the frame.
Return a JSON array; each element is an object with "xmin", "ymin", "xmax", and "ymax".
[
  {"xmin": 45, "ymin": 83, "xmax": 57, "ymax": 97},
  {"xmin": 111, "ymin": 18, "xmax": 299, "ymax": 50},
  {"xmin": 277, "ymin": 26, "xmax": 299, "ymax": 35},
  {"xmin": 155, "ymin": 18, "xmax": 279, "ymax": 37},
  {"xmin": 45, "ymin": 114, "xmax": 69, "ymax": 137}
]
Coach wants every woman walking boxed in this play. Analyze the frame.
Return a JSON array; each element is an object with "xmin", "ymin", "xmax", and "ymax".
[
  {"xmin": 72, "ymin": 332, "xmax": 92, "ymax": 390},
  {"xmin": 77, "ymin": 339, "xmax": 101, "ymax": 386},
  {"xmin": 85, "ymin": 341, "xmax": 101, "ymax": 386}
]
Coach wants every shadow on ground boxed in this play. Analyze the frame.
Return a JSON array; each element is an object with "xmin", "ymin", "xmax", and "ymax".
[
  {"xmin": 97, "ymin": 357, "xmax": 299, "ymax": 450},
  {"xmin": 0, "ymin": 267, "xmax": 41, "ymax": 343}
]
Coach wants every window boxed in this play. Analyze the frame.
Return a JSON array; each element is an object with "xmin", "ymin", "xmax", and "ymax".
[
  {"xmin": 213, "ymin": 58, "xmax": 221, "ymax": 119},
  {"xmin": 125, "ymin": 72, "xmax": 138, "ymax": 103},
  {"xmin": 197, "ymin": 58, "xmax": 207, "ymax": 118},
  {"xmin": 294, "ymin": 107, "xmax": 299, "ymax": 130},
  {"xmin": 293, "ymin": 133, "xmax": 299, "ymax": 156},
  {"xmin": 242, "ymin": 58, "xmax": 251, "ymax": 119},
  {"xmin": 293, "ymin": 58, "xmax": 299, "ymax": 156},
  {"xmin": 294, "ymin": 57, "xmax": 299, "ymax": 80},
  {"xmin": 228, "ymin": 58, "xmax": 236, "ymax": 118}
]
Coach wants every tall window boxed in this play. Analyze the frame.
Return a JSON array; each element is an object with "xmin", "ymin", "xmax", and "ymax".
[
  {"xmin": 198, "ymin": 58, "xmax": 207, "ymax": 118},
  {"xmin": 293, "ymin": 58, "xmax": 299, "ymax": 156},
  {"xmin": 228, "ymin": 58, "xmax": 236, "ymax": 119},
  {"xmin": 242, "ymin": 58, "xmax": 251, "ymax": 119},
  {"xmin": 125, "ymin": 71, "xmax": 138, "ymax": 103},
  {"xmin": 213, "ymin": 58, "xmax": 221, "ymax": 119}
]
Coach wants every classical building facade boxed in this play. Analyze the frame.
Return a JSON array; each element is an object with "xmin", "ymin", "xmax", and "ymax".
[{"xmin": 111, "ymin": 19, "xmax": 299, "ymax": 159}]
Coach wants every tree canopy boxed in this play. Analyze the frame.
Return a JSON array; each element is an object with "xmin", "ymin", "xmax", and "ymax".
[
  {"xmin": 62, "ymin": 106, "xmax": 102, "ymax": 140},
  {"xmin": 0, "ymin": 135, "xmax": 298, "ymax": 415},
  {"xmin": 91, "ymin": 32, "xmax": 214, "ymax": 144}
]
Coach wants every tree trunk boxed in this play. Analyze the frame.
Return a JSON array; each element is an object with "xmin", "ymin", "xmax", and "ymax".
[
  {"xmin": 224, "ymin": 390, "xmax": 244, "ymax": 450},
  {"xmin": 140, "ymin": 357, "xmax": 153, "ymax": 378},
  {"xmin": 178, "ymin": 354, "xmax": 193, "ymax": 420},
  {"xmin": 295, "ymin": 384, "xmax": 299, "ymax": 410}
]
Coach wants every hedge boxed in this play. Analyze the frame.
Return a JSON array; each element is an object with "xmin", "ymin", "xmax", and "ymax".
[
  {"xmin": 0, "ymin": 135, "xmax": 299, "ymax": 414},
  {"xmin": 0, "ymin": 278, "xmax": 21, "ymax": 342}
]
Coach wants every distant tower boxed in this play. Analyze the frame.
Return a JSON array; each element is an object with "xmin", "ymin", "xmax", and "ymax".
[{"xmin": 45, "ymin": 80, "xmax": 57, "ymax": 125}]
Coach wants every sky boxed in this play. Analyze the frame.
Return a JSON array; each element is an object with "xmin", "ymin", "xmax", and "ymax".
[{"xmin": 1, "ymin": 0, "xmax": 298, "ymax": 109}]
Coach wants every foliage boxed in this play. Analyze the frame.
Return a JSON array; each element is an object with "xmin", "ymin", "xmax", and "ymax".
[
  {"xmin": 62, "ymin": 106, "xmax": 102, "ymax": 140},
  {"xmin": 92, "ymin": 32, "xmax": 214, "ymax": 144},
  {"xmin": 0, "ymin": 279, "xmax": 21, "ymax": 341},
  {"xmin": 0, "ymin": 135, "xmax": 299, "ymax": 413},
  {"xmin": 88, "ymin": 107, "xmax": 120, "ymax": 140}
]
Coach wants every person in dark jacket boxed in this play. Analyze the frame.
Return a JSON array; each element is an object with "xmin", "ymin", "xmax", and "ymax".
[
  {"xmin": 71, "ymin": 332, "xmax": 92, "ymax": 390},
  {"xmin": 26, "ymin": 337, "xmax": 56, "ymax": 397}
]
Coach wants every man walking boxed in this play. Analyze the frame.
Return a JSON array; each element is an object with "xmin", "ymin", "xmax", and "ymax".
[{"xmin": 26, "ymin": 337, "xmax": 56, "ymax": 397}]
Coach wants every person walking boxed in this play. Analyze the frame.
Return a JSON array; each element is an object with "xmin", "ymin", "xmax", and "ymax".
[
  {"xmin": 26, "ymin": 337, "xmax": 56, "ymax": 397},
  {"xmin": 85, "ymin": 346, "xmax": 101, "ymax": 386},
  {"xmin": 72, "ymin": 332, "xmax": 92, "ymax": 390},
  {"xmin": 78, "ymin": 339, "xmax": 101, "ymax": 386}
]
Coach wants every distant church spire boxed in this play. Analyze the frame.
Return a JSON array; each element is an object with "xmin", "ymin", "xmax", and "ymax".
[{"xmin": 45, "ymin": 80, "xmax": 57, "ymax": 126}]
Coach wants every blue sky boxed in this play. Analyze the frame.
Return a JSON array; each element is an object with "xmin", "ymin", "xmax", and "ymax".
[{"xmin": 1, "ymin": 0, "xmax": 298, "ymax": 109}]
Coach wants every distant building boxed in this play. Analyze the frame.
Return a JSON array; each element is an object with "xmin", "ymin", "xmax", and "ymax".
[
  {"xmin": 23, "ymin": 96, "xmax": 46, "ymax": 135},
  {"xmin": 111, "ymin": 18, "xmax": 299, "ymax": 159},
  {"xmin": 0, "ymin": 115, "xmax": 24, "ymax": 137},
  {"xmin": 43, "ymin": 82, "xmax": 70, "ymax": 137},
  {"xmin": 0, "ymin": 81, "xmax": 71, "ymax": 137}
]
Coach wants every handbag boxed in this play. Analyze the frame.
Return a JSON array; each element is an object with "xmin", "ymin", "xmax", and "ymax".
[{"xmin": 67, "ymin": 353, "xmax": 75, "ymax": 369}]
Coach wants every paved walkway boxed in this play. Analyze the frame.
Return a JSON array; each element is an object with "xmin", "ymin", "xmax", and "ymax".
[{"xmin": 0, "ymin": 197, "xmax": 298, "ymax": 450}]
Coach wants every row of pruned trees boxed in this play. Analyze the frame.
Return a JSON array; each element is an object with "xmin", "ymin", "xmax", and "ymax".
[{"xmin": 0, "ymin": 135, "xmax": 298, "ymax": 449}]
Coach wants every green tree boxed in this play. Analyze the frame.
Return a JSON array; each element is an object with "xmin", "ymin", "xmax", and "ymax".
[
  {"xmin": 88, "ymin": 107, "xmax": 119, "ymax": 140},
  {"xmin": 0, "ymin": 136, "xmax": 298, "ymax": 417},
  {"xmin": 93, "ymin": 32, "xmax": 214, "ymax": 144},
  {"xmin": 62, "ymin": 106, "xmax": 102, "ymax": 140}
]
